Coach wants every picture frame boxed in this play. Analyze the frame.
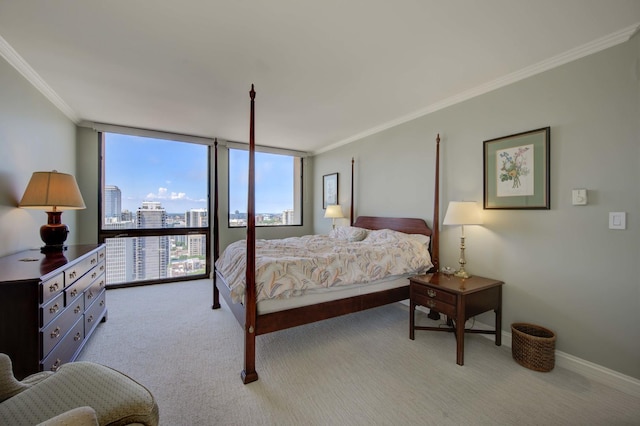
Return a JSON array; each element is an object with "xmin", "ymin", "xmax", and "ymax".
[
  {"xmin": 322, "ymin": 173, "xmax": 338, "ymax": 209},
  {"xmin": 483, "ymin": 127, "xmax": 550, "ymax": 209}
]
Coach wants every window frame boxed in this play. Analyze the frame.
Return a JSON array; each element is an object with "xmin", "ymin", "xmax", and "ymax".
[
  {"xmin": 98, "ymin": 131, "xmax": 211, "ymax": 288},
  {"xmin": 227, "ymin": 147, "xmax": 304, "ymax": 228}
]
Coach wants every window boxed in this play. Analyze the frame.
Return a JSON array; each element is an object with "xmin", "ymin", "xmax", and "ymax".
[
  {"xmin": 228, "ymin": 149, "xmax": 302, "ymax": 227},
  {"xmin": 99, "ymin": 132, "xmax": 210, "ymax": 287}
]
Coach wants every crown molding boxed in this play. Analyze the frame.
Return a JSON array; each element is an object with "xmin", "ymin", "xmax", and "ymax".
[
  {"xmin": 315, "ymin": 22, "xmax": 640, "ymax": 155},
  {"xmin": 0, "ymin": 34, "xmax": 79, "ymax": 123}
]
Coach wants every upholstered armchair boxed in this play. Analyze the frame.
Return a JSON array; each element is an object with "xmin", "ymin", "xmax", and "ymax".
[{"xmin": 0, "ymin": 353, "xmax": 158, "ymax": 426}]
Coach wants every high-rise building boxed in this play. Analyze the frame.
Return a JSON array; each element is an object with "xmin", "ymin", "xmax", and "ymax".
[
  {"xmin": 185, "ymin": 209, "xmax": 208, "ymax": 227},
  {"xmin": 104, "ymin": 185, "xmax": 122, "ymax": 220},
  {"xmin": 134, "ymin": 202, "xmax": 169, "ymax": 280},
  {"xmin": 103, "ymin": 221, "xmax": 134, "ymax": 284},
  {"xmin": 186, "ymin": 209, "xmax": 208, "ymax": 257},
  {"xmin": 282, "ymin": 209, "xmax": 294, "ymax": 225}
]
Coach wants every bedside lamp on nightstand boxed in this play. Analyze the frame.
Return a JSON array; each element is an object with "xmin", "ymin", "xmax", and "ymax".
[
  {"xmin": 443, "ymin": 201, "xmax": 482, "ymax": 279},
  {"xmin": 324, "ymin": 204, "xmax": 343, "ymax": 229}
]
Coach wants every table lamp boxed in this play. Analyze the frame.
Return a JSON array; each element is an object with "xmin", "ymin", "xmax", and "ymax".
[
  {"xmin": 324, "ymin": 204, "xmax": 343, "ymax": 229},
  {"xmin": 19, "ymin": 170, "xmax": 86, "ymax": 252},
  {"xmin": 443, "ymin": 201, "xmax": 482, "ymax": 278}
]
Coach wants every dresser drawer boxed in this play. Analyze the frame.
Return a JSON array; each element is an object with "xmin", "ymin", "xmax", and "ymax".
[
  {"xmin": 66, "ymin": 267, "xmax": 96, "ymax": 305},
  {"xmin": 41, "ymin": 297, "xmax": 84, "ymax": 358},
  {"xmin": 96, "ymin": 247, "xmax": 106, "ymax": 265},
  {"xmin": 65, "ymin": 253, "xmax": 99, "ymax": 287},
  {"xmin": 40, "ymin": 292, "xmax": 64, "ymax": 328},
  {"xmin": 40, "ymin": 272, "xmax": 64, "ymax": 304},
  {"xmin": 85, "ymin": 289, "xmax": 106, "ymax": 336},
  {"xmin": 41, "ymin": 318, "xmax": 84, "ymax": 373},
  {"xmin": 84, "ymin": 272, "xmax": 106, "ymax": 307}
]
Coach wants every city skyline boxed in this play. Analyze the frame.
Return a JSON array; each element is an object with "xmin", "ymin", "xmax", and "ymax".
[{"xmin": 105, "ymin": 133, "xmax": 295, "ymax": 215}]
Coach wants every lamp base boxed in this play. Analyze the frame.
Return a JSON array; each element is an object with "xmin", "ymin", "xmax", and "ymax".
[
  {"xmin": 454, "ymin": 269, "xmax": 471, "ymax": 279},
  {"xmin": 40, "ymin": 211, "xmax": 69, "ymax": 252}
]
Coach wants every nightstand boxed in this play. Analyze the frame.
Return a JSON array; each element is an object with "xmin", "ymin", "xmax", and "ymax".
[{"xmin": 409, "ymin": 273, "xmax": 504, "ymax": 365}]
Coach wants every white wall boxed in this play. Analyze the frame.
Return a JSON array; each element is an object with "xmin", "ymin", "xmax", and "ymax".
[
  {"xmin": 0, "ymin": 57, "xmax": 79, "ymax": 257},
  {"xmin": 313, "ymin": 36, "xmax": 640, "ymax": 379}
]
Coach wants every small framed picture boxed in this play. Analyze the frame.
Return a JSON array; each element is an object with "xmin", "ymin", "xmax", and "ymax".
[
  {"xmin": 483, "ymin": 127, "xmax": 550, "ymax": 209},
  {"xmin": 323, "ymin": 173, "xmax": 338, "ymax": 209}
]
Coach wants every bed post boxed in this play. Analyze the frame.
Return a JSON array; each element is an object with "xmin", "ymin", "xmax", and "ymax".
[
  {"xmin": 242, "ymin": 85, "xmax": 259, "ymax": 384},
  {"xmin": 350, "ymin": 157, "xmax": 354, "ymax": 226},
  {"xmin": 212, "ymin": 139, "xmax": 221, "ymax": 309},
  {"xmin": 431, "ymin": 134, "xmax": 440, "ymax": 272},
  {"xmin": 427, "ymin": 133, "xmax": 441, "ymax": 321}
]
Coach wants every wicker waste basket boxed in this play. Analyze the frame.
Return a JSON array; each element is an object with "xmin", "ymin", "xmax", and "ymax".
[{"xmin": 511, "ymin": 323, "xmax": 556, "ymax": 372}]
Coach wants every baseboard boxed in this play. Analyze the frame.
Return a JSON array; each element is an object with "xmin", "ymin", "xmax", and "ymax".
[
  {"xmin": 491, "ymin": 321, "xmax": 640, "ymax": 398},
  {"xmin": 409, "ymin": 303, "xmax": 640, "ymax": 398}
]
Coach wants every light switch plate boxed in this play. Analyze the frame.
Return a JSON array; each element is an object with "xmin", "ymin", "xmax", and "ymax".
[
  {"xmin": 572, "ymin": 189, "xmax": 587, "ymax": 205},
  {"xmin": 609, "ymin": 212, "xmax": 626, "ymax": 230}
]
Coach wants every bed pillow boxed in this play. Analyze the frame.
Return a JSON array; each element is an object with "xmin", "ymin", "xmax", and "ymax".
[
  {"xmin": 406, "ymin": 233, "xmax": 431, "ymax": 247},
  {"xmin": 329, "ymin": 226, "xmax": 369, "ymax": 242}
]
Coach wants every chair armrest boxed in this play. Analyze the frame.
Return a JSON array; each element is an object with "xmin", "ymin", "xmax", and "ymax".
[
  {"xmin": 36, "ymin": 406, "xmax": 99, "ymax": 426},
  {"xmin": 1, "ymin": 353, "xmax": 55, "ymax": 402}
]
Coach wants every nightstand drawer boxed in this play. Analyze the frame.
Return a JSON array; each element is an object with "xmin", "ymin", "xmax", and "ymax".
[
  {"xmin": 410, "ymin": 282, "xmax": 456, "ymax": 305},
  {"xmin": 412, "ymin": 292, "xmax": 456, "ymax": 317}
]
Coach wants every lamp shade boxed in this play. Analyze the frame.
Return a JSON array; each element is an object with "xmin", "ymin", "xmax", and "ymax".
[
  {"xmin": 443, "ymin": 201, "xmax": 482, "ymax": 226},
  {"xmin": 324, "ymin": 204, "xmax": 344, "ymax": 219},
  {"xmin": 19, "ymin": 171, "xmax": 86, "ymax": 211}
]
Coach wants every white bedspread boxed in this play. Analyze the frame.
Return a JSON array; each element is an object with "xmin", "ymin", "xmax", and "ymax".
[{"xmin": 215, "ymin": 228, "xmax": 433, "ymax": 303}]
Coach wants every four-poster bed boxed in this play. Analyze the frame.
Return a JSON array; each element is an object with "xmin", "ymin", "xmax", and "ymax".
[{"xmin": 212, "ymin": 85, "xmax": 441, "ymax": 384}]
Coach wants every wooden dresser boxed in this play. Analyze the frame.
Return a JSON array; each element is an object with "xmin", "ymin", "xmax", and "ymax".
[{"xmin": 0, "ymin": 244, "xmax": 107, "ymax": 379}]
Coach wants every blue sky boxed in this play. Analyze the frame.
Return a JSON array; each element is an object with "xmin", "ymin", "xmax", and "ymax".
[{"xmin": 105, "ymin": 133, "xmax": 293, "ymax": 214}]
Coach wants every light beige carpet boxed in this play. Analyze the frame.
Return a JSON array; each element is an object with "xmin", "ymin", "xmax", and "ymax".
[{"xmin": 78, "ymin": 279, "xmax": 640, "ymax": 425}]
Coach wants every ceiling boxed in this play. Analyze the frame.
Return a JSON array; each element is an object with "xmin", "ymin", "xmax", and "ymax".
[{"xmin": 1, "ymin": 1, "xmax": 639, "ymax": 154}]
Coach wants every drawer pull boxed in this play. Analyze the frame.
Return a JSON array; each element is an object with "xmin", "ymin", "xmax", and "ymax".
[
  {"xmin": 87, "ymin": 291, "xmax": 94, "ymax": 300},
  {"xmin": 70, "ymin": 289, "xmax": 78, "ymax": 297},
  {"xmin": 49, "ymin": 303, "xmax": 60, "ymax": 314},
  {"xmin": 51, "ymin": 327, "xmax": 61, "ymax": 339},
  {"xmin": 87, "ymin": 315, "xmax": 94, "ymax": 323},
  {"xmin": 99, "ymin": 280, "xmax": 105, "ymax": 289},
  {"xmin": 51, "ymin": 359, "xmax": 61, "ymax": 372},
  {"xmin": 74, "ymin": 332, "xmax": 82, "ymax": 341},
  {"xmin": 426, "ymin": 300, "xmax": 436, "ymax": 309},
  {"xmin": 99, "ymin": 300, "xmax": 105, "ymax": 307},
  {"xmin": 49, "ymin": 282, "xmax": 59, "ymax": 293},
  {"xmin": 69, "ymin": 271, "xmax": 77, "ymax": 280},
  {"xmin": 99, "ymin": 252, "xmax": 105, "ymax": 259},
  {"xmin": 91, "ymin": 258, "xmax": 97, "ymax": 265},
  {"xmin": 427, "ymin": 289, "xmax": 437, "ymax": 298},
  {"xmin": 100, "ymin": 265, "xmax": 105, "ymax": 272},
  {"xmin": 74, "ymin": 305, "xmax": 82, "ymax": 314},
  {"xmin": 91, "ymin": 272, "xmax": 97, "ymax": 279}
]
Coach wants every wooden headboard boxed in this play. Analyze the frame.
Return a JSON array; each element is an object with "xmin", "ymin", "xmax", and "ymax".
[{"xmin": 352, "ymin": 216, "xmax": 432, "ymax": 237}]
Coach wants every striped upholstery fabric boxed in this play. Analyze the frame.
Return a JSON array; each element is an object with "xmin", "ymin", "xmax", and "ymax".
[
  {"xmin": 36, "ymin": 406, "xmax": 99, "ymax": 426},
  {"xmin": 0, "ymin": 357, "xmax": 158, "ymax": 426}
]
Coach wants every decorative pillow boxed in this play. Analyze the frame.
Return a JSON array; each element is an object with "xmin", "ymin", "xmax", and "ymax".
[{"xmin": 329, "ymin": 226, "xmax": 369, "ymax": 242}]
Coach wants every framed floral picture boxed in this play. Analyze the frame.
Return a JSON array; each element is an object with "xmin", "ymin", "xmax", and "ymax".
[
  {"xmin": 323, "ymin": 173, "xmax": 338, "ymax": 209},
  {"xmin": 483, "ymin": 127, "xmax": 550, "ymax": 209}
]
